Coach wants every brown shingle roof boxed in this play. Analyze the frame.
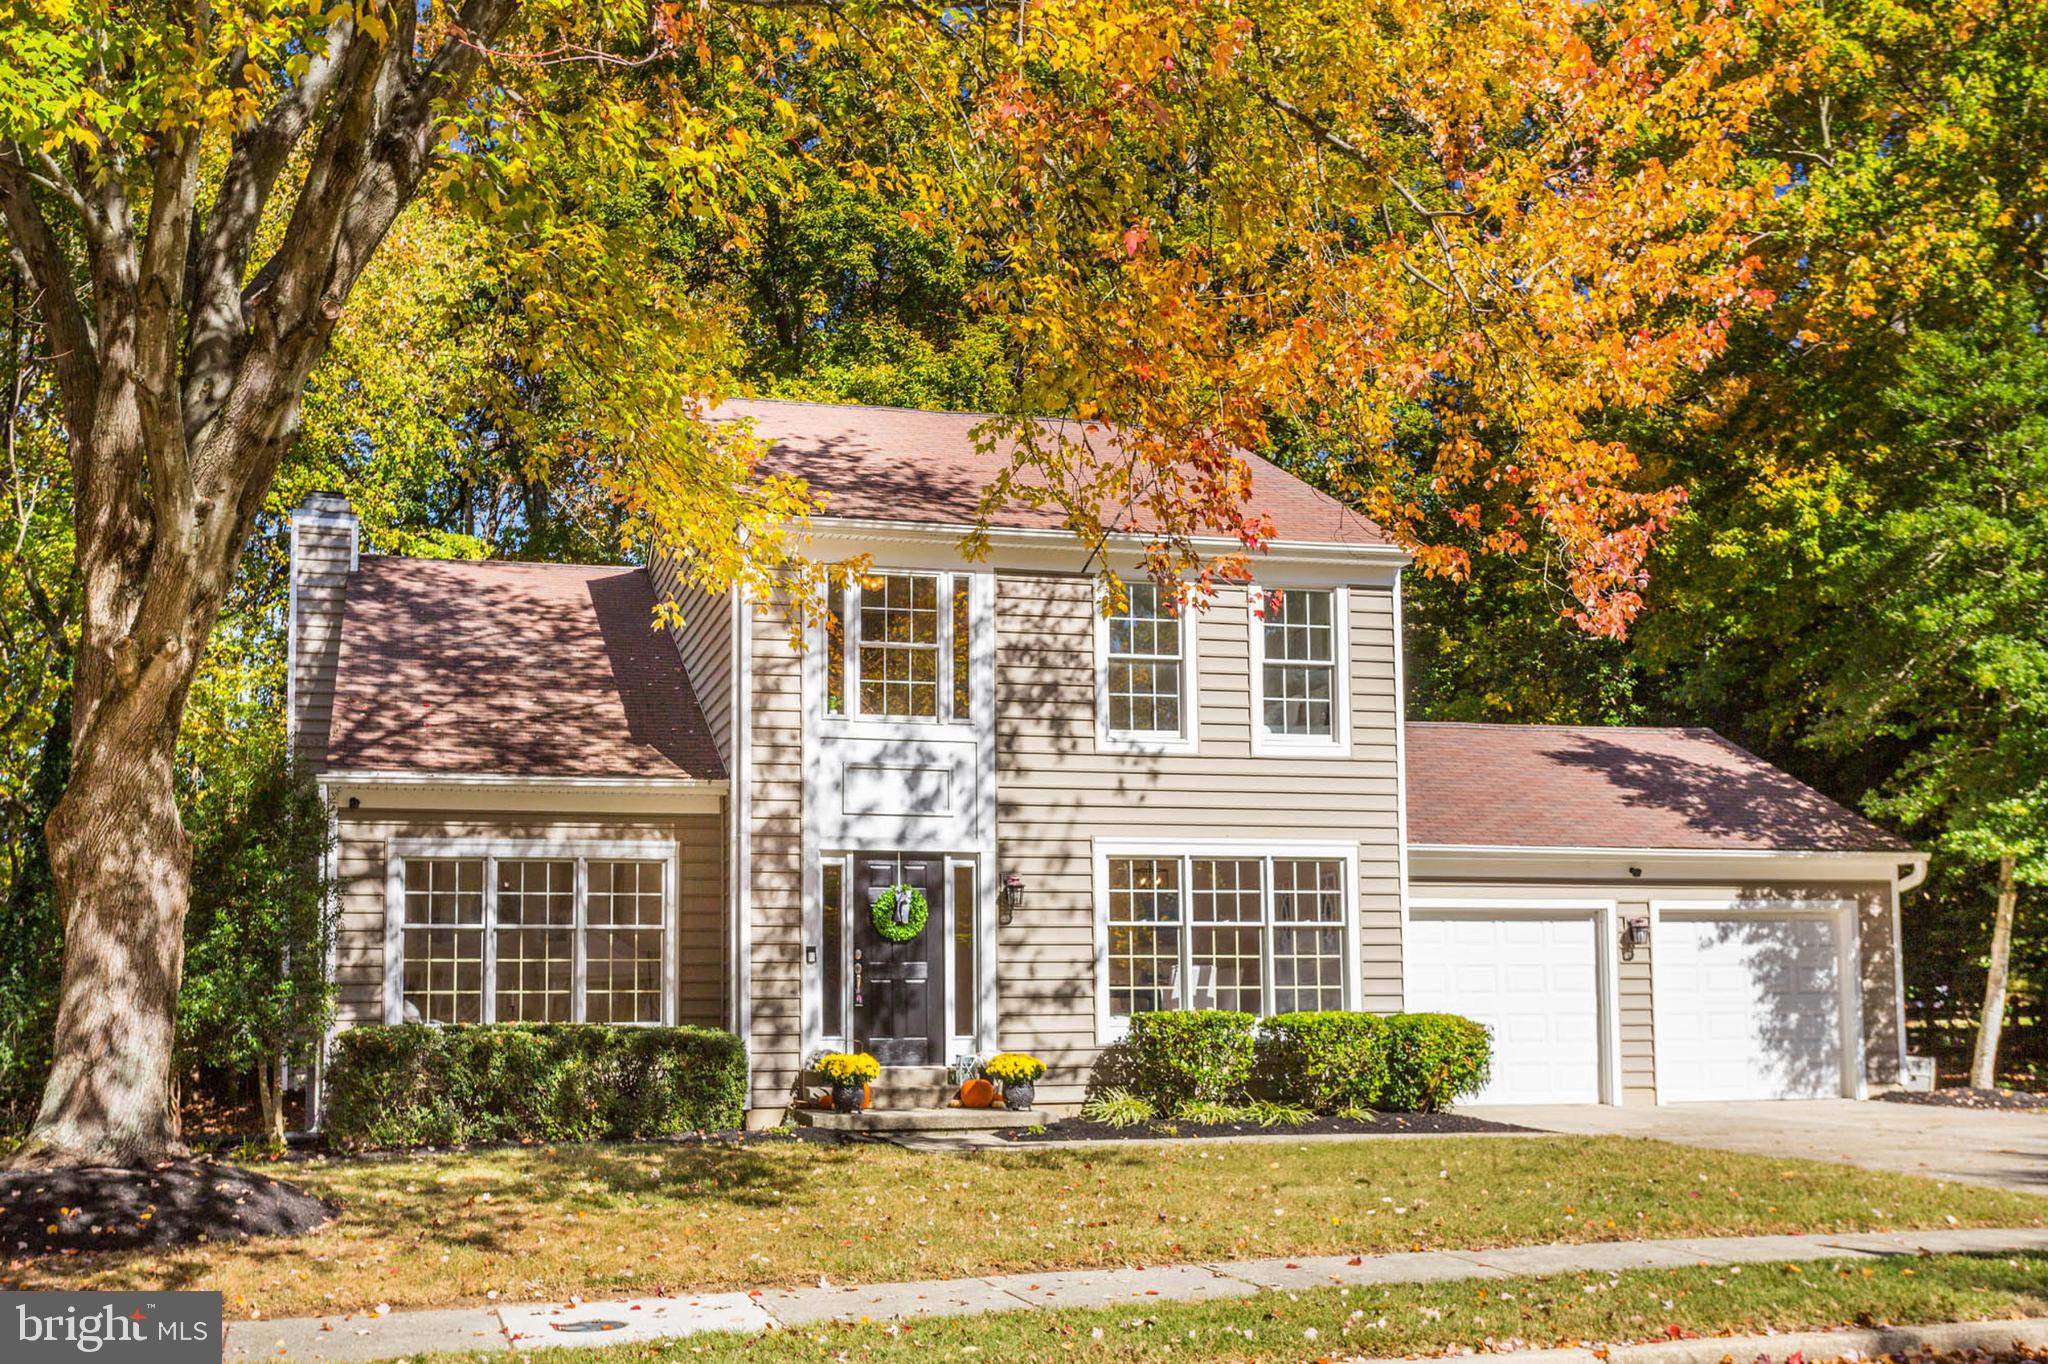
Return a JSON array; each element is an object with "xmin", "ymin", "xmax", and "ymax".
[
  {"xmin": 326, "ymin": 557, "xmax": 724, "ymax": 780},
  {"xmin": 1404, "ymin": 722, "xmax": 1911, "ymax": 853},
  {"xmin": 711, "ymin": 398, "xmax": 1395, "ymax": 549}
]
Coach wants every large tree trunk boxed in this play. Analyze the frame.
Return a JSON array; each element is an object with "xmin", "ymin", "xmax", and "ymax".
[
  {"xmin": 1969, "ymin": 853, "xmax": 2020, "ymax": 1091},
  {"xmin": 0, "ymin": 0, "xmax": 514, "ymax": 1171},
  {"xmin": 11, "ymin": 664, "xmax": 197, "ymax": 1167}
]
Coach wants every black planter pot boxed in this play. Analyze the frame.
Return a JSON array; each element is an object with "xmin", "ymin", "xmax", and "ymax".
[
  {"xmin": 831, "ymin": 1081, "xmax": 867, "ymax": 1113},
  {"xmin": 1002, "ymin": 1080, "xmax": 1035, "ymax": 1111}
]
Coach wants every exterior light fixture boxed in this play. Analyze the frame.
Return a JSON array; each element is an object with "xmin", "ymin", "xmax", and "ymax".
[
  {"xmin": 1620, "ymin": 915, "xmax": 1651, "ymax": 961},
  {"xmin": 1000, "ymin": 873, "xmax": 1025, "ymax": 924}
]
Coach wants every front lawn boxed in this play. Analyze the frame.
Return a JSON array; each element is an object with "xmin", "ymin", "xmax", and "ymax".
[
  {"xmin": 10, "ymin": 1135, "xmax": 2042, "ymax": 1320},
  {"xmin": 410, "ymin": 1252, "xmax": 2048, "ymax": 1364}
]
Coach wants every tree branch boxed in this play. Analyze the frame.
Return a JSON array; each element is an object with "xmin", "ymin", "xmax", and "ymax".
[
  {"xmin": 0, "ymin": 148, "xmax": 101, "ymax": 443},
  {"xmin": 182, "ymin": 15, "xmax": 357, "ymax": 443}
]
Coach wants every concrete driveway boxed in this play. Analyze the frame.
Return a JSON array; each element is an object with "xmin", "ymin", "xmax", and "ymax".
[{"xmin": 1469, "ymin": 1099, "xmax": 2048, "ymax": 1194}]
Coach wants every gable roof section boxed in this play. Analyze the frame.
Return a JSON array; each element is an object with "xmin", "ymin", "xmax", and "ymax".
[
  {"xmin": 710, "ymin": 397, "xmax": 1395, "ymax": 550},
  {"xmin": 326, "ymin": 556, "xmax": 724, "ymax": 780},
  {"xmin": 1404, "ymin": 722, "xmax": 1911, "ymax": 853}
]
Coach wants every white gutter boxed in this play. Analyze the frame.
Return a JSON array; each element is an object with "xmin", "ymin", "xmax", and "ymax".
[
  {"xmin": 800, "ymin": 514, "xmax": 1413, "ymax": 569},
  {"xmin": 321, "ymin": 770, "xmax": 728, "ymax": 791},
  {"xmin": 1410, "ymin": 842, "xmax": 1922, "ymax": 861}
]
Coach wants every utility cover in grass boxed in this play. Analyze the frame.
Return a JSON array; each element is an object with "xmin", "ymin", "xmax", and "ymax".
[{"xmin": 0, "ymin": 1158, "xmax": 335, "ymax": 1254}]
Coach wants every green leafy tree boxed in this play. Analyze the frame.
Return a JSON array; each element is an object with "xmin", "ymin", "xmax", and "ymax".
[
  {"xmin": 1801, "ymin": 305, "xmax": 2048, "ymax": 1085},
  {"xmin": 177, "ymin": 740, "xmax": 336, "ymax": 1144}
]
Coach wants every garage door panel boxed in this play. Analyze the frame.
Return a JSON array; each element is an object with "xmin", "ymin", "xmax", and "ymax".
[
  {"xmin": 1408, "ymin": 912, "xmax": 1603, "ymax": 1105},
  {"xmin": 1658, "ymin": 915, "xmax": 1843, "ymax": 1102}
]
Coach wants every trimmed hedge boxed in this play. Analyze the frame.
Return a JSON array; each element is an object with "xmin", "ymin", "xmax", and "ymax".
[
  {"xmin": 325, "ymin": 1024, "xmax": 747, "ymax": 1150},
  {"xmin": 1122, "ymin": 1009, "xmax": 1492, "ymax": 1114},
  {"xmin": 1258, "ymin": 1011, "xmax": 1391, "ymax": 1113},
  {"xmin": 1127, "ymin": 1010, "xmax": 1256, "ymax": 1112},
  {"xmin": 1379, "ymin": 1012, "xmax": 1492, "ymax": 1112}
]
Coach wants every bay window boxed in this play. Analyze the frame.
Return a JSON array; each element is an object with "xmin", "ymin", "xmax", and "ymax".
[
  {"xmin": 1100, "ymin": 847, "xmax": 1353, "ymax": 1035},
  {"xmin": 391, "ymin": 844, "xmax": 673, "ymax": 1026}
]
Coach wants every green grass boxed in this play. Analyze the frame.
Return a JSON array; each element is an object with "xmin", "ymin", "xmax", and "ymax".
[
  {"xmin": 407, "ymin": 1252, "xmax": 2048, "ymax": 1363},
  {"xmin": 11, "ymin": 1135, "xmax": 2044, "ymax": 1319}
]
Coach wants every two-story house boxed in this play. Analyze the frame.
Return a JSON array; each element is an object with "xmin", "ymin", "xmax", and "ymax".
[{"xmin": 289, "ymin": 399, "xmax": 1925, "ymax": 1125}]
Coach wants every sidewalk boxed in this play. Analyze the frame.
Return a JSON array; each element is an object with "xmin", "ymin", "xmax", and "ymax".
[{"xmin": 222, "ymin": 1224, "xmax": 2048, "ymax": 1361}]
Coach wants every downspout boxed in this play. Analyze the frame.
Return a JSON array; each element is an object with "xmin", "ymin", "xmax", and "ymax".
[
  {"xmin": 1891, "ymin": 856, "xmax": 1927, "ymax": 1081},
  {"xmin": 730, "ymin": 588, "xmax": 754, "ymax": 1082},
  {"xmin": 302, "ymin": 778, "xmax": 341, "ymax": 1134}
]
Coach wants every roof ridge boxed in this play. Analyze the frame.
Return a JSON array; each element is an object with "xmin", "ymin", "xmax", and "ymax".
[
  {"xmin": 718, "ymin": 395, "xmax": 1003, "ymax": 421},
  {"xmin": 358, "ymin": 553, "xmax": 641, "ymax": 574}
]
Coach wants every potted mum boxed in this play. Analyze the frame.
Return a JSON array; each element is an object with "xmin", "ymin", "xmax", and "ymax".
[
  {"xmin": 817, "ymin": 1052, "xmax": 880, "ymax": 1113},
  {"xmin": 984, "ymin": 1053, "xmax": 1047, "ymax": 1111}
]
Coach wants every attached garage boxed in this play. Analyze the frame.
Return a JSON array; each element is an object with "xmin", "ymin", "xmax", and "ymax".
[
  {"xmin": 1653, "ymin": 905, "xmax": 1857, "ymax": 1102},
  {"xmin": 1403, "ymin": 723, "xmax": 1926, "ymax": 1106},
  {"xmin": 1405, "ymin": 903, "xmax": 1613, "ymax": 1105}
]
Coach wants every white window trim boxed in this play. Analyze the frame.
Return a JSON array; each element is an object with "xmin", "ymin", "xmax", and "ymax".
[
  {"xmin": 822, "ymin": 570, "xmax": 975, "ymax": 738},
  {"xmin": 1091, "ymin": 838, "xmax": 1360, "ymax": 1045},
  {"xmin": 1094, "ymin": 586, "xmax": 1200, "ymax": 755},
  {"xmin": 1647, "ymin": 896, "xmax": 1865, "ymax": 1102},
  {"xmin": 383, "ymin": 838, "xmax": 678, "ymax": 1027},
  {"xmin": 1405, "ymin": 896, "xmax": 1624, "ymax": 1107},
  {"xmin": 1248, "ymin": 585, "xmax": 1352, "ymax": 757}
]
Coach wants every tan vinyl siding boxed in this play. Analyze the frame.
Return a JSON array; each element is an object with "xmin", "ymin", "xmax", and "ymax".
[
  {"xmin": 1408, "ymin": 874, "xmax": 1900, "ymax": 1101},
  {"xmin": 290, "ymin": 527, "xmax": 353, "ymax": 771},
  {"xmin": 330, "ymin": 810, "xmax": 727, "ymax": 1029},
  {"xmin": 747, "ymin": 606, "xmax": 806, "ymax": 1109},
  {"xmin": 993, "ymin": 573, "xmax": 1407, "ymax": 1105},
  {"xmin": 651, "ymin": 556, "xmax": 735, "ymax": 769}
]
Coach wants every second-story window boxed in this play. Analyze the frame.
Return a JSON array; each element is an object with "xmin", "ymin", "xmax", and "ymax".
[
  {"xmin": 859, "ymin": 573, "xmax": 941, "ymax": 717},
  {"xmin": 1257, "ymin": 588, "xmax": 1341, "ymax": 743},
  {"xmin": 1103, "ymin": 583, "xmax": 1189, "ymax": 742},
  {"xmin": 828, "ymin": 571, "xmax": 973, "ymax": 724}
]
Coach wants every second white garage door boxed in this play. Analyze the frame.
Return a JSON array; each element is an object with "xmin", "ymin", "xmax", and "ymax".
[
  {"xmin": 1406, "ymin": 910, "xmax": 1604, "ymax": 1105},
  {"xmin": 1655, "ymin": 912, "xmax": 1846, "ymax": 1102}
]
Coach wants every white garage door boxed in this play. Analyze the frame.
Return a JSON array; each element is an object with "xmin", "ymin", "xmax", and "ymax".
[
  {"xmin": 1406, "ymin": 912, "xmax": 1603, "ymax": 1104},
  {"xmin": 1656, "ymin": 914, "xmax": 1844, "ymax": 1102}
]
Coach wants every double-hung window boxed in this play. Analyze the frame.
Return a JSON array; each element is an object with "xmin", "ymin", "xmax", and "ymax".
[
  {"xmin": 392, "ymin": 845, "xmax": 673, "ymax": 1026},
  {"xmin": 1098, "ymin": 583, "xmax": 1195, "ymax": 750},
  {"xmin": 1251, "ymin": 587, "xmax": 1348, "ymax": 752},
  {"xmin": 826, "ymin": 572, "xmax": 973, "ymax": 724},
  {"xmin": 1099, "ymin": 847, "xmax": 1352, "ymax": 1037}
]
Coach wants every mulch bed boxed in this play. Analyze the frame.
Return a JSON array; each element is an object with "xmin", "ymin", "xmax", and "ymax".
[
  {"xmin": 1875, "ymin": 1086, "xmax": 2048, "ymax": 1112},
  {"xmin": 0, "ymin": 1158, "xmax": 336, "ymax": 1255},
  {"xmin": 998, "ymin": 1111, "xmax": 1537, "ymax": 1142}
]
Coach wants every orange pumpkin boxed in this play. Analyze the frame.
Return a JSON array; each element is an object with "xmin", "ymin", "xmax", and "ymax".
[{"xmin": 959, "ymin": 1078, "xmax": 996, "ymax": 1109}]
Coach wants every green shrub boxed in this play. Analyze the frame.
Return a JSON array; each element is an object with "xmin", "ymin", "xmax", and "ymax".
[
  {"xmin": 324, "ymin": 1024, "xmax": 748, "ymax": 1150},
  {"xmin": 1126, "ymin": 1010, "xmax": 1255, "ymax": 1112},
  {"xmin": 1258, "ymin": 1011, "xmax": 1391, "ymax": 1113},
  {"xmin": 1380, "ymin": 1012, "xmax": 1492, "ymax": 1111}
]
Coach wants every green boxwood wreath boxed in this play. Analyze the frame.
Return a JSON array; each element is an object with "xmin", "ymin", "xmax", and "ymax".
[{"xmin": 870, "ymin": 883, "xmax": 930, "ymax": 942}]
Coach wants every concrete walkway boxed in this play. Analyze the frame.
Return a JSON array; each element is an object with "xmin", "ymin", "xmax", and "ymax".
[
  {"xmin": 222, "ymin": 1224, "xmax": 2048, "ymax": 1361},
  {"xmin": 1468, "ymin": 1099, "xmax": 2048, "ymax": 1193}
]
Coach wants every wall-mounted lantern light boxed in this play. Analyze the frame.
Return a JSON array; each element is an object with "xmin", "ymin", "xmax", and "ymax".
[
  {"xmin": 1620, "ymin": 915, "xmax": 1651, "ymax": 961},
  {"xmin": 1000, "ymin": 873, "xmax": 1025, "ymax": 924}
]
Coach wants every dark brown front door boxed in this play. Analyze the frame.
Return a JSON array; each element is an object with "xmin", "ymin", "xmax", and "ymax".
[{"xmin": 853, "ymin": 854, "xmax": 946, "ymax": 1066}]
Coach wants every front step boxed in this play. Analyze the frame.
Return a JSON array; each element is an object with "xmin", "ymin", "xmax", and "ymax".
[
  {"xmin": 797, "ymin": 1065, "xmax": 960, "ymax": 1110},
  {"xmin": 795, "ymin": 1105, "xmax": 1031, "ymax": 1132}
]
